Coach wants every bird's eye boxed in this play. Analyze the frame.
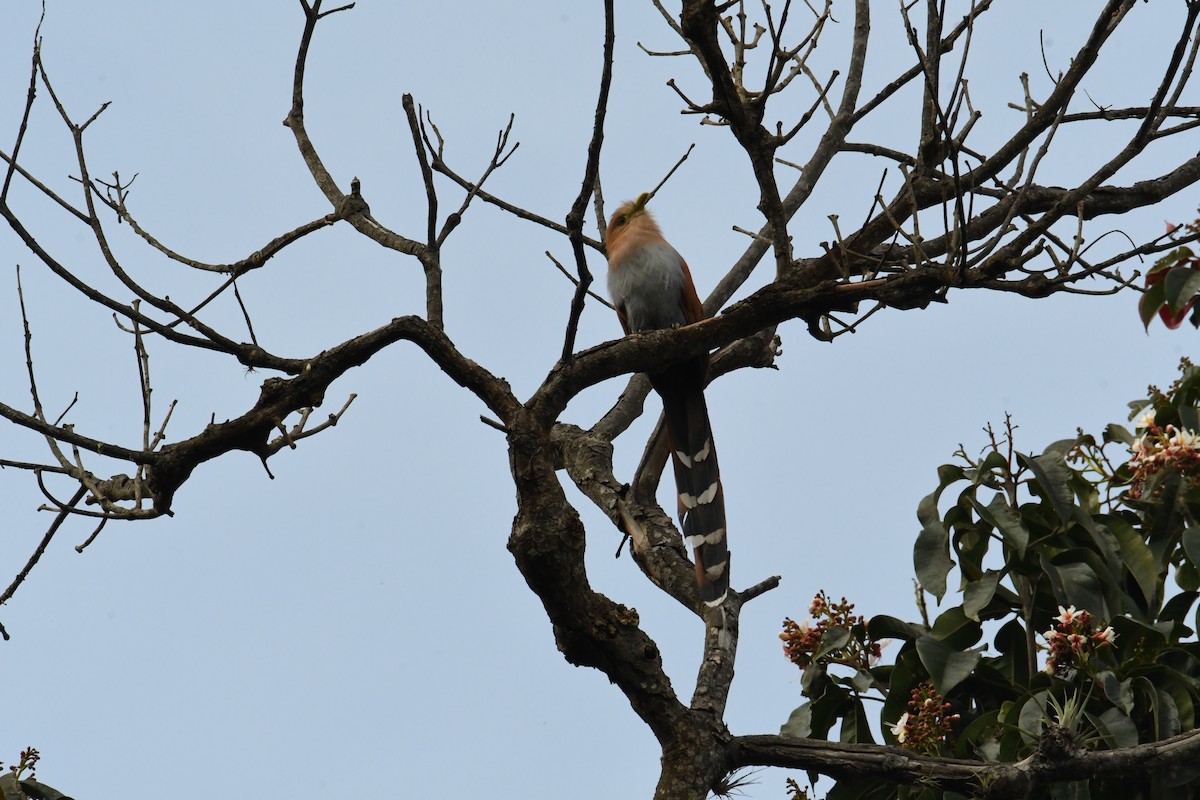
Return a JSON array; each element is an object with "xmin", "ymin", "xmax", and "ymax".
[{"xmin": 614, "ymin": 214, "xmax": 626, "ymax": 227}]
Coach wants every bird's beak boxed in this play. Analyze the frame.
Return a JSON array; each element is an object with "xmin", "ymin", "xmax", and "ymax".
[{"xmin": 631, "ymin": 192, "xmax": 651, "ymax": 215}]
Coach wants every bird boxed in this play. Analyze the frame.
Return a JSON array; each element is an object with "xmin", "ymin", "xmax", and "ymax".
[{"xmin": 605, "ymin": 192, "xmax": 729, "ymax": 607}]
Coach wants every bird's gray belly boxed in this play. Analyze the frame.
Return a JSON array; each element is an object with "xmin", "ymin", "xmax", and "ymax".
[{"xmin": 608, "ymin": 244, "xmax": 688, "ymax": 332}]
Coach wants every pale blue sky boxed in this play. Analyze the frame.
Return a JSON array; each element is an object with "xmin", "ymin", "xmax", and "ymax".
[{"xmin": 0, "ymin": 2, "xmax": 1194, "ymax": 798}]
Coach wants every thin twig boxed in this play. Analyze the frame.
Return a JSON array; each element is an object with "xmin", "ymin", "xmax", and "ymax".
[
  {"xmin": 546, "ymin": 251, "xmax": 615, "ymax": 309},
  {"xmin": 560, "ymin": 0, "xmax": 616, "ymax": 361},
  {"xmin": 1, "ymin": 11, "xmax": 45, "ymax": 205},
  {"xmin": 0, "ymin": 485, "xmax": 86, "ymax": 610}
]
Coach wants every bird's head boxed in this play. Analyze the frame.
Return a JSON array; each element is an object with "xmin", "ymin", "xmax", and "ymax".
[
  {"xmin": 610, "ymin": 191, "xmax": 651, "ymax": 227},
  {"xmin": 606, "ymin": 192, "xmax": 658, "ymax": 256}
]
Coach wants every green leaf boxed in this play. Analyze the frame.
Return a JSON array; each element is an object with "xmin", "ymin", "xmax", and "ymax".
[
  {"xmin": 1069, "ymin": 470, "xmax": 1102, "ymax": 516},
  {"xmin": 1148, "ymin": 473, "xmax": 1184, "ymax": 567},
  {"xmin": 963, "ymin": 570, "xmax": 1003, "ymax": 621},
  {"xmin": 973, "ymin": 450, "xmax": 1010, "ymax": 484},
  {"xmin": 1182, "ymin": 527, "xmax": 1200, "ymax": 564},
  {"xmin": 807, "ymin": 686, "xmax": 851, "ymax": 741},
  {"xmin": 1177, "ymin": 562, "xmax": 1200, "ymax": 593},
  {"xmin": 1018, "ymin": 451, "xmax": 1076, "ymax": 524},
  {"xmin": 815, "ymin": 626, "xmax": 853, "ymax": 661},
  {"xmin": 994, "ymin": 619, "xmax": 1031, "ymax": 689},
  {"xmin": 955, "ymin": 709, "xmax": 1002, "ymax": 760},
  {"xmin": 851, "ymin": 668, "xmax": 875, "ymax": 694},
  {"xmin": 1042, "ymin": 553, "xmax": 1112, "ymax": 622},
  {"xmin": 1176, "ymin": 561, "xmax": 1195, "ymax": 592},
  {"xmin": 1097, "ymin": 670, "xmax": 1135, "ymax": 715},
  {"xmin": 1161, "ymin": 591, "xmax": 1198, "ymax": 624},
  {"xmin": 1016, "ymin": 690, "xmax": 1048, "ymax": 743},
  {"xmin": 1044, "ymin": 437, "xmax": 1079, "ymax": 457},
  {"xmin": 1165, "ymin": 264, "xmax": 1200, "ymax": 312},
  {"xmin": 1156, "ymin": 687, "xmax": 1182, "ymax": 739},
  {"xmin": 0, "ymin": 775, "xmax": 72, "ymax": 800},
  {"xmin": 998, "ymin": 694, "xmax": 1038, "ymax": 758},
  {"xmin": 930, "ymin": 605, "xmax": 984, "ymax": 649},
  {"xmin": 839, "ymin": 698, "xmax": 876, "ymax": 745},
  {"xmin": 1112, "ymin": 617, "xmax": 1171, "ymax": 666},
  {"xmin": 951, "ymin": 510, "xmax": 991, "ymax": 576},
  {"xmin": 971, "ymin": 494, "xmax": 1029, "ymax": 559},
  {"xmin": 868, "ymin": 614, "xmax": 925, "ymax": 642},
  {"xmin": 914, "ymin": 467, "xmax": 967, "ymax": 602},
  {"xmin": 780, "ymin": 702, "xmax": 812, "ymax": 738},
  {"xmin": 800, "ymin": 663, "xmax": 822, "ymax": 693},
  {"xmin": 1132, "ymin": 674, "xmax": 1160, "ymax": 727},
  {"xmin": 915, "ymin": 634, "xmax": 983, "ymax": 694},
  {"xmin": 1183, "ymin": 403, "xmax": 1200, "ymax": 435},
  {"xmin": 1141, "ymin": 277, "xmax": 1169, "ymax": 329},
  {"xmin": 1159, "ymin": 669, "xmax": 1196, "ymax": 731},
  {"xmin": 1066, "ymin": 509, "xmax": 1122, "ymax": 572},
  {"xmin": 1104, "ymin": 513, "xmax": 1162, "ymax": 610},
  {"xmin": 1103, "ymin": 423, "xmax": 1136, "ymax": 446},
  {"xmin": 915, "ymin": 519, "xmax": 955, "ymax": 602},
  {"xmin": 918, "ymin": 465, "xmax": 966, "ymax": 527},
  {"xmin": 882, "ymin": 651, "xmax": 923, "ymax": 743},
  {"xmin": 1091, "ymin": 706, "xmax": 1140, "ymax": 749}
]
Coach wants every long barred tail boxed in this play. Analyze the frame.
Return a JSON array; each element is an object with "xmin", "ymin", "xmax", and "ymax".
[{"xmin": 653, "ymin": 364, "xmax": 730, "ymax": 607}]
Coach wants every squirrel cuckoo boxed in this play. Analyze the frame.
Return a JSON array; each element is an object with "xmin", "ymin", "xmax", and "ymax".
[{"xmin": 605, "ymin": 192, "xmax": 730, "ymax": 607}]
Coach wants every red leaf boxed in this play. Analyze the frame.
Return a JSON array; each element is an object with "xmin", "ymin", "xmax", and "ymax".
[{"xmin": 1160, "ymin": 299, "xmax": 1196, "ymax": 330}]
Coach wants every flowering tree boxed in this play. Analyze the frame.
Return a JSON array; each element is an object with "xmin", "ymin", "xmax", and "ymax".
[
  {"xmin": 4, "ymin": 1, "xmax": 1200, "ymax": 798},
  {"xmin": 772, "ymin": 362, "xmax": 1200, "ymax": 798}
]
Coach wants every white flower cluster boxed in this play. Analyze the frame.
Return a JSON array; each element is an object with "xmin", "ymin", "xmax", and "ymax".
[
  {"xmin": 1041, "ymin": 605, "xmax": 1116, "ymax": 676},
  {"xmin": 1128, "ymin": 410, "xmax": 1200, "ymax": 499}
]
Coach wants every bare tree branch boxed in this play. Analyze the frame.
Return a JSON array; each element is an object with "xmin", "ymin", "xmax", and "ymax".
[
  {"xmin": 561, "ymin": 0, "xmax": 616, "ymax": 360},
  {"xmin": 6, "ymin": 3, "xmax": 1200, "ymax": 797}
]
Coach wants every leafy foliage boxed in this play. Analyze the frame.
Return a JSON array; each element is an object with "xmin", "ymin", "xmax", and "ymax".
[
  {"xmin": 780, "ymin": 361, "xmax": 1200, "ymax": 798},
  {"xmin": 1140, "ymin": 214, "xmax": 1200, "ymax": 330},
  {"xmin": 0, "ymin": 748, "xmax": 72, "ymax": 800}
]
